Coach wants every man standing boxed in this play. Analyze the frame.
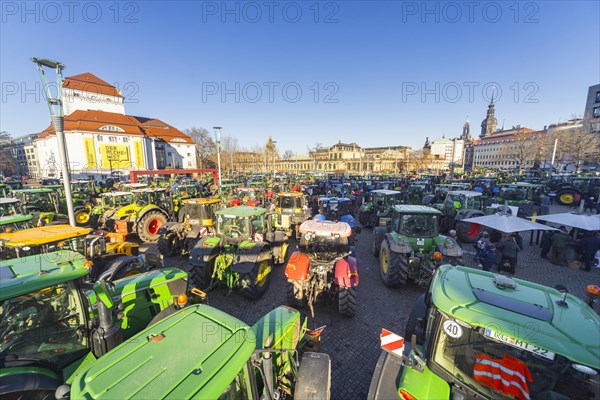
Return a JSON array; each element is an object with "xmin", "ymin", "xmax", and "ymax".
[
  {"xmin": 550, "ymin": 226, "xmax": 574, "ymax": 266},
  {"xmin": 495, "ymin": 234, "xmax": 522, "ymax": 275}
]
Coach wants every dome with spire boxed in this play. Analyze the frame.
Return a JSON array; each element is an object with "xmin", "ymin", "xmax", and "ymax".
[{"xmin": 480, "ymin": 98, "xmax": 497, "ymax": 138}]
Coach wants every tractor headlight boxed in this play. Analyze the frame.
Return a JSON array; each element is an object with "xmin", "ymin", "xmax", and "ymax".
[{"xmin": 409, "ymin": 257, "xmax": 421, "ymax": 268}]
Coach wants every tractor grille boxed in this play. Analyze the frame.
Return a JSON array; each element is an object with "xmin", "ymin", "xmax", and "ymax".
[{"xmin": 115, "ymin": 220, "xmax": 129, "ymax": 234}]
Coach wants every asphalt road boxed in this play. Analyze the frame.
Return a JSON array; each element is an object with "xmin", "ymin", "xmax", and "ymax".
[{"xmin": 143, "ymin": 204, "xmax": 600, "ymax": 399}]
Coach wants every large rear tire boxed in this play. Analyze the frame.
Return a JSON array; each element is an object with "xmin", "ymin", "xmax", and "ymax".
[
  {"xmin": 380, "ymin": 240, "xmax": 407, "ymax": 287},
  {"xmin": 240, "ymin": 258, "xmax": 271, "ymax": 300},
  {"xmin": 286, "ymin": 280, "xmax": 306, "ymax": 308},
  {"xmin": 358, "ymin": 211, "xmax": 369, "ymax": 226},
  {"xmin": 74, "ymin": 208, "xmax": 90, "ymax": 226},
  {"xmin": 190, "ymin": 260, "xmax": 213, "ymax": 290},
  {"xmin": 158, "ymin": 232, "xmax": 179, "ymax": 257},
  {"xmin": 338, "ymin": 287, "xmax": 357, "ymax": 317},
  {"xmin": 103, "ymin": 256, "xmax": 145, "ymax": 281},
  {"xmin": 405, "ymin": 294, "xmax": 427, "ymax": 346},
  {"xmin": 556, "ymin": 189, "xmax": 579, "ymax": 206},
  {"xmin": 137, "ymin": 211, "xmax": 168, "ymax": 243}
]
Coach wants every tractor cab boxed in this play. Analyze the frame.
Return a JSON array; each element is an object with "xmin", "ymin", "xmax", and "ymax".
[
  {"xmin": 318, "ymin": 197, "xmax": 354, "ymax": 221},
  {"xmin": 368, "ymin": 265, "xmax": 600, "ymax": 400},
  {"xmin": 179, "ymin": 198, "xmax": 221, "ymax": 225},
  {"xmin": 11, "ymin": 188, "xmax": 58, "ymax": 213},
  {"xmin": 359, "ymin": 190, "xmax": 402, "ymax": 227},
  {"xmin": 215, "ymin": 206, "xmax": 266, "ymax": 242}
]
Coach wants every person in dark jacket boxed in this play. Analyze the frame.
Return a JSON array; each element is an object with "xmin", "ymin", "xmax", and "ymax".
[
  {"xmin": 577, "ymin": 231, "xmax": 600, "ymax": 271},
  {"xmin": 540, "ymin": 230, "xmax": 555, "ymax": 259},
  {"xmin": 550, "ymin": 226, "xmax": 574, "ymax": 266},
  {"xmin": 495, "ymin": 234, "xmax": 522, "ymax": 274}
]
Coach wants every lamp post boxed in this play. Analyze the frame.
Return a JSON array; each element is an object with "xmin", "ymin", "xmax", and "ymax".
[
  {"xmin": 32, "ymin": 57, "xmax": 76, "ymax": 226},
  {"xmin": 213, "ymin": 127, "xmax": 222, "ymax": 192}
]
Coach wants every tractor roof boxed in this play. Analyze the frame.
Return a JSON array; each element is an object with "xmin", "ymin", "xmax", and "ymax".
[
  {"xmin": 0, "ymin": 214, "xmax": 33, "ymax": 226},
  {"xmin": 101, "ymin": 191, "xmax": 132, "ymax": 197},
  {"xmin": 0, "ymin": 250, "xmax": 88, "ymax": 300},
  {"xmin": 0, "ymin": 197, "xmax": 20, "ymax": 205},
  {"xmin": 0, "ymin": 224, "xmax": 91, "ymax": 247},
  {"xmin": 447, "ymin": 190, "xmax": 483, "ymax": 197},
  {"xmin": 318, "ymin": 197, "xmax": 352, "ymax": 202},
  {"xmin": 432, "ymin": 265, "xmax": 600, "ymax": 368},
  {"xmin": 11, "ymin": 188, "xmax": 53, "ymax": 193},
  {"xmin": 371, "ymin": 189, "xmax": 401, "ymax": 195},
  {"xmin": 68, "ymin": 304, "xmax": 255, "ymax": 399},
  {"xmin": 499, "ymin": 182, "xmax": 545, "ymax": 188},
  {"xmin": 215, "ymin": 206, "xmax": 266, "ymax": 218},
  {"xmin": 278, "ymin": 192, "xmax": 303, "ymax": 197},
  {"xmin": 132, "ymin": 188, "xmax": 167, "ymax": 193},
  {"xmin": 183, "ymin": 198, "xmax": 221, "ymax": 205},
  {"xmin": 299, "ymin": 219, "xmax": 352, "ymax": 237},
  {"xmin": 392, "ymin": 205, "xmax": 442, "ymax": 215},
  {"xmin": 122, "ymin": 183, "xmax": 148, "ymax": 188}
]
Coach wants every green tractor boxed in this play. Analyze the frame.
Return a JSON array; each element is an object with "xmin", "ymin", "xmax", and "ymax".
[
  {"xmin": 433, "ymin": 190, "xmax": 486, "ymax": 243},
  {"xmin": 0, "ymin": 250, "xmax": 200, "ymax": 399},
  {"xmin": 157, "ymin": 198, "xmax": 222, "ymax": 256},
  {"xmin": 10, "ymin": 188, "xmax": 89, "ymax": 227},
  {"xmin": 189, "ymin": 206, "xmax": 288, "ymax": 299},
  {"xmin": 0, "ymin": 198, "xmax": 34, "ymax": 232},
  {"xmin": 59, "ymin": 304, "xmax": 330, "ymax": 399},
  {"xmin": 492, "ymin": 183, "xmax": 544, "ymax": 218},
  {"xmin": 372, "ymin": 205, "xmax": 463, "ymax": 287},
  {"xmin": 107, "ymin": 188, "xmax": 175, "ymax": 243},
  {"xmin": 358, "ymin": 189, "xmax": 403, "ymax": 228},
  {"xmin": 368, "ymin": 265, "xmax": 600, "ymax": 399},
  {"xmin": 89, "ymin": 191, "xmax": 134, "ymax": 230},
  {"xmin": 270, "ymin": 191, "xmax": 312, "ymax": 239}
]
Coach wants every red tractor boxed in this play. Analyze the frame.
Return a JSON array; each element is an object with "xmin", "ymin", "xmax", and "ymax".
[{"xmin": 284, "ymin": 219, "xmax": 359, "ymax": 317}]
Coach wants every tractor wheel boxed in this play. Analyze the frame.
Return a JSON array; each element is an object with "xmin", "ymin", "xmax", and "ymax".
[
  {"xmin": 405, "ymin": 294, "xmax": 427, "ymax": 346},
  {"xmin": 338, "ymin": 287, "xmax": 357, "ymax": 317},
  {"xmin": 240, "ymin": 258, "xmax": 271, "ymax": 300},
  {"xmin": 556, "ymin": 189, "xmax": 579, "ymax": 206},
  {"xmin": 104, "ymin": 256, "xmax": 145, "ymax": 280},
  {"xmin": 74, "ymin": 209, "xmax": 90, "ymax": 226},
  {"xmin": 189, "ymin": 261, "xmax": 213, "ymax": 290},
  {"xmin": 455, "ymin": 220, "xmax": 481, "ymax": 244},
  {"xmin": 371, "ymin": 234, "xmax": 380, "ymax": 257},
  {"xmin": 137, "ymin": 211, "xmax": 168, "ymax": 243},
  {"xmin": 371, "ymin": 227, "xmax": 386, "ymax": 258},
  {"xmin": 89, "ymin": 214, "xmax": 100, "ymax": 229},
  {"xmin": 358, "ymin": 211, "xmax": 369, "ymax": 226},
  {"xmin": 286, "ymin": 280, "xmax": 306, "ymax": 308},
  {"xmin": 379, "ymin": 240, "xmax": 406, "ymax": 287},
  {"xmin": 158, "ymin": 232, "xmax": 179, "ymax": 257}
]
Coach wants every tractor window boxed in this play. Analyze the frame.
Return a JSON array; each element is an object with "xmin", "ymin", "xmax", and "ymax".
[
  {"xmin": 399, "ymin": 214, "xmax": 438, "ymax": 237},
  {"xmin": 278, "ymin": 196, "xmax": 296, "ymax": 209},
  {"xmin": 0, "ymin": 282, "xmax": 88, "ymax": 369},
  {"xmin": 219, "ymin": 217, "xmax": 250, "ymax": 238},
  {"xmin": 431, "ymin": 315, "xmax": 600, "ymax": 400}
]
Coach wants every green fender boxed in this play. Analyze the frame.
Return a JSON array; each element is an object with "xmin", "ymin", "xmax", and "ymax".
[
  {"xmin": 189, "ymin": 236, "xmax": 222, "ymax": 267},
  {"xmin": 232, "ymin": 241, "xmax": 271, "ymax": 274},
  {"xmin": 251, "ymin": 306, "xmax": 302, "ymax": 351}
]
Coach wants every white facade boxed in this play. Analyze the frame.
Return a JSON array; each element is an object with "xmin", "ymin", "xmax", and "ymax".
[
  {"xmin": 430, "ymin": 137, "xmax": 465, "ymax": 169},
  {"xmin": 63, "ymin": 87, "xmax": 125, "ymax": 116}
]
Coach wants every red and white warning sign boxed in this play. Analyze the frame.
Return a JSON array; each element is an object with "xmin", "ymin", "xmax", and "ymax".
[
  {"xmin": 380, "ymin": 328, "xmax": 404, "ymax": 357},
  {"xmin": 199, "ymin": 227, "xmax": 208, "ymax": 236},
  {"xmin": 254, "ymin": 233, "xmax": 263, "ymax": 242}
]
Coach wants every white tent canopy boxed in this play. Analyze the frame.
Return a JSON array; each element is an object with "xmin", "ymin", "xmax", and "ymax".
[
  {"xmin": 463, "ymin": 213, "xmax": 559, "ymax": 234},
  {"xmin": 532, "ymin": 213, "xmax": 600, "ymax": 231}
]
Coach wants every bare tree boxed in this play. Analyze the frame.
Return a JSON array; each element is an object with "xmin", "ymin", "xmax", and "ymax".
[
  {"xmin": 0, "ymin": 131, "xmax": 15, "ymax": 176},
  {"xmin": 185, "ymin": 127, "xmax": 215, "ymax": 169},
  {"xmin": 556, "ymin": 119, "xmax": 600, "ymax": 172},
  {"xmin": 221, "ymin": 134, "xmax": 239, "ymax": 174},
  {"xmin": 282, "ymin": 150, "xmax": 295, "ymax": 160},
  {"xmin": 498, "ymin": 128, "xmax": 540, "ymax": 173}
]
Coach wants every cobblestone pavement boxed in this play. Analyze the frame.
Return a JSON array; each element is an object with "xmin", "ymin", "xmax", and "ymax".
[{"xmin": 145, "ymin": 204, "xmax": 600, "ymax": 400}]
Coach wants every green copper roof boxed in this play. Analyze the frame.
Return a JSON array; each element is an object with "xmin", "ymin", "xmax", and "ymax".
[
  {"xmin": 432, "ymin": 265, "xmax": 600, "ymax": 368},
  {"xmin": 68, "ymin": 304, "xmax": 256, "ymax": 399},
  {"xmin": 0, "ymin": 250, "xmax": 88, "ymax": 300},
  {"xmin": 215, "ymin": 206, "xmax": 266, "ymax": 218}
]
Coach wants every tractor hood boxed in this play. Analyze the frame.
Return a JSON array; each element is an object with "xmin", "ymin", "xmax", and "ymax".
[
  {"xmin": 113, "ymin": 203, "xmax": 141, "ymax": 219},
  {"xmin": 0, "ymin": 213, "xmax": 33, "ymax": 226},
  {"xmin": 68, "ymin": 305, "xmax": 256, "ymax": 399}
]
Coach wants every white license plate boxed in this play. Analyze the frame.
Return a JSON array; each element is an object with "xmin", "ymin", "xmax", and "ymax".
[{"xmin": 484, "ymin": 328, "xmax": 555, "ymax": 360}]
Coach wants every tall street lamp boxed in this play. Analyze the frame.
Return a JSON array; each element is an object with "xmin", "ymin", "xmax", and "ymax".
[
  {"xmin": 213, "ymin": 127, "xmax": 222, "ymax": 192},
  {"xmin": 272, "ymin": 140, "xmax": 277, "ymax": 179},
  {"xmin": 32, "ymin": 57, "xmax": 76, "ymax": 226}
]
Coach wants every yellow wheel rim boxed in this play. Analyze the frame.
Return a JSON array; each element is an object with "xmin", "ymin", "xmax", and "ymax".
[
  {"xmin": 281, "ymin": 242, "xmax": 288, "ymax": 261},
  {"xmin": 256, "ymin": 260, "xmax": 270, "ymax": 287},
  {"xmin": 560, "ymin": 193, "xmax": 574, "ymax": 204},
  {"xmin": 75, "ymin": 211, "xmax": 89, "ymax": 224},
  {"xmin": 381, "ymin": 248, "xmax": 388, "ymax": 274}
]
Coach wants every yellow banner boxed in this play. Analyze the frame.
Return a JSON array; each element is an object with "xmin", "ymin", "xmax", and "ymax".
[
  {"xmin": 84, "ymin": 137, "xmax": 97, "ymax": 168},
  {"xmin": 133, "ymin": 140, "xmax": 144, "ymax": 168},
  {"xmin": 100, "ymin": 144, "xmax": 131, "ymax": 169}
]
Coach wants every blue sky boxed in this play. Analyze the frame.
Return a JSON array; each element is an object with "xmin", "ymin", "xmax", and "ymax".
[{"xmin": 1, "ymin": 1, "xmax": 599, "ymax": 154}]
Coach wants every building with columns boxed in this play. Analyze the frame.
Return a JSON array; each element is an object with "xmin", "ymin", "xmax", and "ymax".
[{"xmin": 35, "ymin": 73, "xmax": 196, "ymax": 179}]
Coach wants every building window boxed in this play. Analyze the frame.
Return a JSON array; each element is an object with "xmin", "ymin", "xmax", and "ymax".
[
  {"xmin": 109, "ymin": 136, "xmax": 117, "ymax": 142},
  {"xmin": 593, "ymin": 106, "xmax": 600, "ymax": 118},
  {"xmin": 187, "ymin": 153, "xmax": 191, "ymax": 157},
  {"xmin": 123, "ymin": 137, "xmax": 129, "ymax": 143},
  {"xmin": 596, "ymin": 91, "xmax": 600, "ymax": 103},
  {"xmin": 97, "ymin": 135, "xmax": 103, "ymax": 141},
  {"xmin": 188, "ymin": 161, "xmax": 192, "ymax": 167}
]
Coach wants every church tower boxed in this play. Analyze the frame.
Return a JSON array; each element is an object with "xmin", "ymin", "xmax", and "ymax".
[
  {"xmin": 462, "ymin": 115, "xmax": 471, "ymax": 141},
  {"xmin": 480, "ymin": 97, "xmax": 497, "ymax": 138}
]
